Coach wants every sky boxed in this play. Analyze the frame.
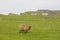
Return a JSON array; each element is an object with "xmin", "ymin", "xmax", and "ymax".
[{"xmin": 0, "ymin": 0, "xmax": 60, "ymax": 15}]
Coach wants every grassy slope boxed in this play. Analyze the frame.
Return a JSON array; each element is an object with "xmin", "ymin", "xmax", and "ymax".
[{"xmin": 0, "ymin": 15, "xmax": 60, "ymax": 40}]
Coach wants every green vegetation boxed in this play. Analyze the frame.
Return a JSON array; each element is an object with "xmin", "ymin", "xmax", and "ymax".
[{"xmin": 0, "ymin": 11, "xmax": 60, "ymax": 40}]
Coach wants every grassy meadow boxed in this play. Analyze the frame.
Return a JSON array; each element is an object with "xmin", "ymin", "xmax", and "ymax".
[{"xmin": 0, "ymin": 14, "xmax": 60, "ymax": 40}]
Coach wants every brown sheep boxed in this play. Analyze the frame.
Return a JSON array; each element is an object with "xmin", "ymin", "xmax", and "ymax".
[{"xmin": 19, "ymin": 24, "xmax": 31, "ymax": 33}]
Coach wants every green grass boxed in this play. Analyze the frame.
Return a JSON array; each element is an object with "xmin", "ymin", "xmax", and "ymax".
[{"xmin": 0, "ymin": 15, "xmax": 60, "ymax": 40}]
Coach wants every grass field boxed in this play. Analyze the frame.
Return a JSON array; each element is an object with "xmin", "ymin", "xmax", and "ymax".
[{"xmin": 0, "ymin": 15, "xmax": 60, "ymax": 40}]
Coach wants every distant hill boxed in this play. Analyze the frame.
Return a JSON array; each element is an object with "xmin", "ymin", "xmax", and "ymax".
[
  {"xmin": 0, "ymin": 10, "xmax": 60, "ymax": 16},
  {"xmin": 20, "ymin": 9, "xmax": 57, "ymax": 16},
  {"xmin": 53, "ymin": 10, "xmax": 60, "ymax": 15}
]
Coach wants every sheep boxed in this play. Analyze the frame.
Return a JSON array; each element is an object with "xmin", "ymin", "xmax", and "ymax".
[{"xmin": 19, "ymin": 24, "xmax": 31, "ymax": 33}]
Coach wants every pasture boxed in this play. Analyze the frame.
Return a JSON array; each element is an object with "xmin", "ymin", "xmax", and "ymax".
[{"xmin": 0, "ymin": 15, "xmax": 60, "ymax": 40}]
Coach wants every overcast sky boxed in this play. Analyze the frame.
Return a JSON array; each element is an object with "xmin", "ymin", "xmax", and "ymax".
[{"xmin": 0, "ymin": 0, "xmax": 60, "ymax": 15}]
